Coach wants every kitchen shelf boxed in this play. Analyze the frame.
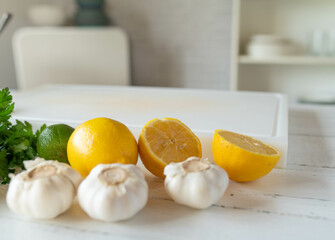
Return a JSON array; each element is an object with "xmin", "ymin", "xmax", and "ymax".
[
  {"xmin": 230, "ymin": 0, "xmax": 335, "ymax": 101},
  {"xmin": 239, "ymin": 56, "xmax": 335, "ymax": 65}
]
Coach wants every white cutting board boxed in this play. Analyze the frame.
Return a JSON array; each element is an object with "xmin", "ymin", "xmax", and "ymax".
[{"xmin": 12, "ymin": 84, "xmax": 288, "ymax": 168}]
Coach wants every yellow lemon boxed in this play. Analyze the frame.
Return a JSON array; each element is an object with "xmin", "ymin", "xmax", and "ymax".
[
  {"xmin": 67, "ymin": 117, "xmax": 138, "ymax": 178},
  {"xmin": 212, "ymin": 130, "xmax": 281, "ymax": 182},
  {"xmin": 138, "ymin": 118, "xmax": 202, "ymax": 178}
]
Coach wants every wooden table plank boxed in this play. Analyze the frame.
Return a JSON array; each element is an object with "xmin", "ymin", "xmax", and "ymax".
[
  {"xmin": 1, "ymin": 161, "xmax": 335, "ymax": 240},
  {"xmin": 288, "ymin": 135, "xmax": 335, "ymax": 168},
  {"xmin": 1, "ymin": 187, "xmax": 334, "ymax": 240},
  {"xmin": 289, "ymin": 106, "xmax": 335, "ymax": 137}
]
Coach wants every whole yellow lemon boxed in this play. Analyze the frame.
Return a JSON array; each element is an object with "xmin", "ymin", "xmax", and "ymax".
[{"xmin": 67, "ymin": 117, "xmax": 138, "ymax": 177}]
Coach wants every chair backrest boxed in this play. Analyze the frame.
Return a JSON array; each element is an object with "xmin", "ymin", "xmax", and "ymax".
[{"xmin": 13, "ymin": 27, "xmax": 130, "ymax": 90}]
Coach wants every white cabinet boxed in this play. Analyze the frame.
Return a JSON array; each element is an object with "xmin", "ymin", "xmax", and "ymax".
[{"xmin": 230, "ymin": 0, "xmax": 335, "ymax": 102}]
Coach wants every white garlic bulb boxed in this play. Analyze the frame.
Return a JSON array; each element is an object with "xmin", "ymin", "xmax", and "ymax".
[
  {"xmin": 78, "ymin": 163, "xmax": 148, "ymax": 222},
  {"xmin": 164, "ymin": 157, "xmax": 229, "ymax": 209},
  {"xmin": 6, "ymin": 158, "xmax": 82, "ymax": 219}
]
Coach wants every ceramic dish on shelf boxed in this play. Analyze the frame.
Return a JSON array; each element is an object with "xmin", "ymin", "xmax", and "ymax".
[
  {"xmin": 247, "ymin": 34, "xmax": 298, "ymax": 58},
  {"xmin": 247, "ymin": 44, "xmax": 297, "ymax": 58}
]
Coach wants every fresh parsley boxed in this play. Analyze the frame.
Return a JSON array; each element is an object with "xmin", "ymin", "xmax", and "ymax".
[{"xmin": 0, "ymin": 87, "xmax": 46, "ymax": 184}]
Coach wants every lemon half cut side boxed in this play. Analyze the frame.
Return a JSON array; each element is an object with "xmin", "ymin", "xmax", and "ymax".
[
  {"xmin": 212, "ymin": 130, "xmax": 281, "ymax": 182},
  {"xmin": 138, "ymin": 118, "xmax": 202, "ymax": 178}
]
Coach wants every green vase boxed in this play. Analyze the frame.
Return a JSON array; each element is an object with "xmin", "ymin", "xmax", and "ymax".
[
  {"xmin": 76, "ymin": 0, "xmax": 104, "ymax": 9},
  {"xmin": 75, "ymin": 9, "xmax": 109, "ymax": 26}
]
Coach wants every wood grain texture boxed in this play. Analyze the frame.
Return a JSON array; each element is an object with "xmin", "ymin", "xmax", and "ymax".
[{"xmin": 1, "ymin": 166, "xmax": 335, "ymax": 240}]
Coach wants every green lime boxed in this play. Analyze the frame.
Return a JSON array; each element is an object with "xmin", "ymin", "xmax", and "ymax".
[{"xmin": 37, "ymin": 124, "xmax": 75, "ymax": 164}]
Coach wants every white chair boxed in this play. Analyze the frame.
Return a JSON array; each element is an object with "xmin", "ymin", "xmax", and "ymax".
[{"xmin": 13, "ymin": 27, "xmax": 130, "ymax": 90}]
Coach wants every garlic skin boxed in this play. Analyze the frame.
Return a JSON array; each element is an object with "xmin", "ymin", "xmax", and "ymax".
[
  {"xmin": 164, "ymin": 157, "xmax": 229, "ymax": 209},
  {"xmin": 78, "ymin": 163, "xmax": 148, "ymax": 222},
  {"xmin": 6, "ymin": 158, "xmax": 82, "ymax": 219}
]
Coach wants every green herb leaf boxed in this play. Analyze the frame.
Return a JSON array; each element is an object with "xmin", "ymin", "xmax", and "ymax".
[
  {"xmin": 0, "ymin": 87, "xmax": 14, "ymax": 123},
  {"xmin": 0, "ymin": 149, "xmax": 9, "ymax": 184},
  {"xmin": 0, "ymin": 88, "xmax": 46, "ymax": 184}
]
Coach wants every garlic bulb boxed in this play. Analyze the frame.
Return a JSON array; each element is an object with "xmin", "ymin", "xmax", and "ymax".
[
  {"xmin": 164, "ymin": 157, "xmax": 229, "ymax": 209},
  {"xmin": 78, "ymin": 163, "xmax": 148, "ymax": 222},
  {"xmin": 6, "ymin": 158, "xmax": 82, "ymax": 219}
]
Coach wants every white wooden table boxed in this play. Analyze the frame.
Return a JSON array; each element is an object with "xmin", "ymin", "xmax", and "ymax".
[{"xmin": 1, "ymin": 87, "xmax": 334, "ymax": 240}]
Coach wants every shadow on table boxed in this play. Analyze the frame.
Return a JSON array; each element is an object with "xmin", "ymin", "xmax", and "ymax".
[{"xmin": 54, "ymin": 173, "xmax": 199, "ymax": 227}]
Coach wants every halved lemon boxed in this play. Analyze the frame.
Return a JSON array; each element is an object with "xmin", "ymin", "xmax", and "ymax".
[
  {"xmin": 212, "ymin": 130, "xmax": 281, "ymax": 182},
  {"xmin": 138, "ymin": 118, "xmax": 202, "ymax": 178}
]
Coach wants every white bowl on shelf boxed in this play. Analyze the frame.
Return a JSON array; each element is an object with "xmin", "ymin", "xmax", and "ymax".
[
  {"xmin": 247, "ymin": 44, "xmax": 297, "ymax": 58},
  {"xmin": 246, "ymin": 34, "xmax": 298, "ymax": 58}
]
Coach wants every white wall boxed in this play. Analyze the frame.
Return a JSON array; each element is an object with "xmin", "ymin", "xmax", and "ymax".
[{"xmin": 0, "ymin": 0, "xmax": 233, "ymax": 89}]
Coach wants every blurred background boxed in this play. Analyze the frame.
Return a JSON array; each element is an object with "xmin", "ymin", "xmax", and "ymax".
[
  {"xmin": 1, "ymin": 0, "xmax": 335, "ymax": 103},
  {"xmin": 0, "ymin": 0, "xmax": 232, "ymax": 90}
]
